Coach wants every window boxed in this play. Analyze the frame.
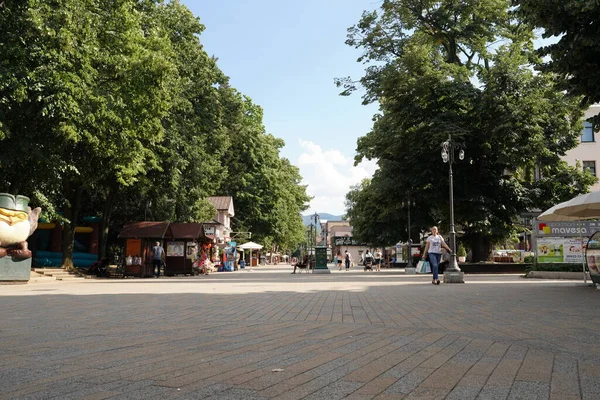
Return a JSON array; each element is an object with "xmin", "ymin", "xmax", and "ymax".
[
  {"xmin": 582, "ymin": 121, "xmax": 595, "ymax": 142},
  {"xmin": 583, "ymin": 161, "xmax": 597, "ymax": 176}
]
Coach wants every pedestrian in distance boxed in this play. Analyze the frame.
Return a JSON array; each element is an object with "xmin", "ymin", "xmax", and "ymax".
[
  {"xmin": 363, "ymin": 250, "xmax": 373, "ymax": 271},
  {"xmin": 422, "ymin": 226, "xmax": 453, "ymax": 285},
  {"xmin": 336, "ymin": 250, "xmax": 343, "ymax": 271},
  {"xmin": 374, "ymin": 248, "xmax": 382, "ymax": 271},
  {"xmin": 344, "ymin": 250, "xmax": 352, "ymax": 271},
  {"xmin": 151, "ymin": 241, "xmax": 165, "ymax": 278}
]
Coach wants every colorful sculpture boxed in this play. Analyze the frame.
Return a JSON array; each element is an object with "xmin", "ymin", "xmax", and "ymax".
[{"xmin": 0, "ymin": 194, "xmax": 41, "ymax": 259}]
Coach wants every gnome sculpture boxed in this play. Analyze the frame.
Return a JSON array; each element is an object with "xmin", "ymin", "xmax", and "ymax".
[{"xmin": 0, "ymin": 194, "xmax": 41, "ymax": 259}]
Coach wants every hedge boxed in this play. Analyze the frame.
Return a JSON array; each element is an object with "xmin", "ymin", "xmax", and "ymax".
[{"xmin": 528, "ymin": 263, "xmax": 587, "ymax": 273}]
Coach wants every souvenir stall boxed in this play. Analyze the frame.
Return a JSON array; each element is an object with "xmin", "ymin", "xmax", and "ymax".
[
  {"xmin": 163, "ymin": 223, "xmax": 205, "ymax": 276},
  {"xmin": 118, "ymin": 221, "xmax": 169, "ymax": 278},
  {"xmin": 238, "ymin": 241, "xmax": 263, "ymax": 267},
  {"xmin": 222, "ymin": 241, "xmax": 237, "ymax": 271}
]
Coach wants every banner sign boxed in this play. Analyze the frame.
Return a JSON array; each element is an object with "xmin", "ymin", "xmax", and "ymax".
[
  {"xmin": 333, "ymin": 236, "xmax": 368, "ymax": 246},
  {"xmin": 564, "ymin": 238, "xmax": 586, "ymax": 263},
  {"xmin": 537, "ymin": 237, "xmax": 589, "ymax": 263},
  {"xmin": 537, "ymin": 238, "xmax": 564, "ymax": 263},
  {"xmin": 536, "ymin": 221, "xmax": 600, "ymax": 237}
]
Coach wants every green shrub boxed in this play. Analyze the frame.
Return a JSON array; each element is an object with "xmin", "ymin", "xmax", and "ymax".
[
  {"xmin": 529, "ymin": 263, "xmax": 586, "ymax": 273},
  {"xmin": 457, "ymin": 243, "xmax": 467, "ymax": 257},
  {"xmin": 523, "ymin": 255, "xmax": 534, "ymax": 264}
]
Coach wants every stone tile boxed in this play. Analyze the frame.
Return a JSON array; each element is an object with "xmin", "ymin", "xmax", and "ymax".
[
  {"xmin": 476, "ymin": 386, "xmax": 511, "ymax": 400},
  {"xmin": 404, "ymin": 387, "xmax": 450, "ymax": 399},
  {"xmin": 2, "ymin": 271, "xmax": 600, "ymax": 400},
  {"xmin": 385, "ymin": 368, "xmax": 436, "ymax": 395},
  {"xmin": 354, "ymin": 377, "xmax": 397, "ymax": 395},
  {"xmin": 445, "ymin": 386, "xmax": 481, "ymax": 400},
  {"xmin": 302, "ymin": 380, "xmax": 364, "ymax": 400},
  {"xmin": 580, "ymin": 375, "xmax": 600, "ymax": 394},
  {"xmin": 507, "ymin": 381, "xmax": 549, "ymax": 400},
  {"xmin": 515, "ymin": 350, "xmax": 553, "ymax": 382}
]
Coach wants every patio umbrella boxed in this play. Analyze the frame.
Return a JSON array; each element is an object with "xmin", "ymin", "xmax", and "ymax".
[
  {"xmin": 554, "ymin": 191, "xmax": 600, "ymax": 219},
  {"xmin": 537, "ymin": 201, "xmax": 578, "ymax": 222}
]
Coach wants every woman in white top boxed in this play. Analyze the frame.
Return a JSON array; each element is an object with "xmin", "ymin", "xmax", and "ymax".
[{"xmin": 422, "ymin": 226, "xmax": 452, "ymax": 285}]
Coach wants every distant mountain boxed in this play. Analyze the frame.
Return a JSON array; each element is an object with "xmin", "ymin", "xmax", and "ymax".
[{"xmin": 302, "ymin": 213, "xmax": 344, "ymax": 225}]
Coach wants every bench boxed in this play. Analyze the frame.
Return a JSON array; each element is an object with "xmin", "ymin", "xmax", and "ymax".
[{"xmin": 293, "ymin": 262, "xmax": 310, "ymax": 274}]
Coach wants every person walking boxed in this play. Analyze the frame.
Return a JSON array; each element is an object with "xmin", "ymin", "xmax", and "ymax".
[
  {"xmin": 363, "ymin": 250, "xmax": 373, "ymax": 271},
  {"xmin": 344, "ymin": 250, "xmax": 352, "ymax": 271},
  {"xmin": 374, "ymin": 248, "xmax": 382, "ymax": 271},
  {"xmin": 151, "ymin": 241, "xmax": 165, "ymax": 278},
  {"xmin": 422, "ymin": 226, "xmax": 452, "ymax": 285},
  {"xmin": 336, "ymin": 250, "xmax": 343, "ymax": 271}
]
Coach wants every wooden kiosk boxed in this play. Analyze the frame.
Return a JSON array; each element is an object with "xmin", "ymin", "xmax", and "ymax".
[
  {"xmin": 118, "ymin": 221, "xmax": 169, "ymax": 278},
  {"xmin": 163, "ymin": 223, "xmax": 205, "ymax": 276}
]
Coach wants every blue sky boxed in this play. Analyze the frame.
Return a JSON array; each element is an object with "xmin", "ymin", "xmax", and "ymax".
[{"xmin": 181, "ymin": 0, "xmax": 380, "ymax": 216}]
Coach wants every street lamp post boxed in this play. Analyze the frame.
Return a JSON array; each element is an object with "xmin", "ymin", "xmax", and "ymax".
[
  {"xmin": 441, "ymin": 134, "xmax": 465, "ymax": 283},
  {"xmin": 403, "ymin": 197, "xmax": 414, "ymax": 268}
]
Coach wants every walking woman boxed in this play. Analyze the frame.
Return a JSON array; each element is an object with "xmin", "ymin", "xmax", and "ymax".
[
  {"xmin": 422, "ymin": 226, "xmax": 452, "ymax": 285},
  {"xmin": 336, "ymin": 250, "xmax": 343, "ymax": 271}
]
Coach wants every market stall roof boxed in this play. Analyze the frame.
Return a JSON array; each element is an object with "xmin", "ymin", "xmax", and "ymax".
[
  {"xmin": 118, "ymin": 221, "xmax": 169, "ymax": 239},
  {"xmin": 238, "ymin": 241, "xmax": 263, "ymax": 250},
  {"xmin": 166, "ymin": 223, "xmax": 204, "ymax": 239}
]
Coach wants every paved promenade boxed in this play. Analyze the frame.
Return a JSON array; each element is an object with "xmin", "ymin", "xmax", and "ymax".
[{"xmin": 1, "ymin": 266, "xmax": 599, "ymax": 399}]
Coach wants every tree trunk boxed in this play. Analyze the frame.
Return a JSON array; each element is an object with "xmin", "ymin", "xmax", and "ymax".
[
  {"xmin": 61, "ymin": 182, "xmax": 84, "ymax": 271},
  {"xmin": 469, "ymin": 234, "xmax": 493, "ymax": 263},
  {"xmin": 99, "ymin": 187, "xmax": 116, "ymax": 259}
]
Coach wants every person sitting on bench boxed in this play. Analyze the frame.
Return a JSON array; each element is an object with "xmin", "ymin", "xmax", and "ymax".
[{"xmin": 292, "ymin": 254, "xmax": 309, "ymax": 274}]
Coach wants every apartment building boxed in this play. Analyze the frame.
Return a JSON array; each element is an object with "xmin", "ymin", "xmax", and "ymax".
[{"xmin": 562, "ymin": 105, "xmax": 600, "ymax": 191}]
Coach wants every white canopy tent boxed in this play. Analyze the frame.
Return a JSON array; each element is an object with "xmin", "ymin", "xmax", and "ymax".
[{"xmin": 238, "ymin": 241, "xmax": 263, "ymax": 269}]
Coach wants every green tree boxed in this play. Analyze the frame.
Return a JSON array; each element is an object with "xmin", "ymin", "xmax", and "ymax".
[
  {"xmin": 339, "ymin": 0, "xmax": 595, "ymax": 261},
  {"xmin": 217, "ymin": 93, "xmax": 310, "ymax": 251},
  {"xmin": 516, "ymin": 0, "xmax": 600, "ymax": 116},
  {"xmin": 0, "ymin": 0, "xmax": 175, "ymax": 268}
]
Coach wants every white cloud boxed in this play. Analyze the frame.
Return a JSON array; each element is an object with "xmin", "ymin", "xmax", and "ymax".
[{"xmin": 295, "ymin": 140, "xmax": 377, "ymax": 216}]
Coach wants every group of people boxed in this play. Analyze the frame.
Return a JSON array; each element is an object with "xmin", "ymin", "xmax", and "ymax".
[{"xmin": 332, "ymin": 248, "xmax": 384, "ymax": 271}]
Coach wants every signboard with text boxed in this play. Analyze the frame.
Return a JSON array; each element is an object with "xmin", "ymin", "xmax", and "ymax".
[
  {"xmin": 536, "ymin": 221, "xmax": 600, "ymax": 237},
  {"xmin": 537, "ymin": 237, "xmax": 589, "ymax": 263},
  {"xmin": 333, "ymin": 236, "xmax": 368, "ymax": 246}
]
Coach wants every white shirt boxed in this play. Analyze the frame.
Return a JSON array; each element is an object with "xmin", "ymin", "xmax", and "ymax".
[{"xmin": 427, "ymin": 235, "xmax": 445, "ymax": 254}]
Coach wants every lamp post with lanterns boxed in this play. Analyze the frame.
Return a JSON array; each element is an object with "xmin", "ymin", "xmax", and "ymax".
[{"xmin": 441, "ymin": 134, "xmax": 465, "ymax": 283}]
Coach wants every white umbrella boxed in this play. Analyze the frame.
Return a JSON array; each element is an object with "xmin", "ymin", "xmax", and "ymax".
[
  {"xmin": 537, "ymin": 201, "xmax": 580, "ymax": 222},
  {"xmin": 554, "ymin": 191, "xmax": 600, "ymax": 219}
]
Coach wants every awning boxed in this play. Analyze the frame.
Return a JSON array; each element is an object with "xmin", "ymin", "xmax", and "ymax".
[
  {"xmin": 166, "ymin": 223, "xmax": 204, "ymax": 239},
  {"xmin": 118, "ymin": 221, "xmax": 169, "ymax": 239}
]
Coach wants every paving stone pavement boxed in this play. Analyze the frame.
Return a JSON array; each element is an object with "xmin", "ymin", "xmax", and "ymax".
[{"xmin": 1, "ymin": 265, "xmax": 599, "ymax": 399}]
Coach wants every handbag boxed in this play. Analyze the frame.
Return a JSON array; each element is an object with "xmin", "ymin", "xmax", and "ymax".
[{"xmin": 417, "ymin": 260, "xmax": 430, "ymax": 274}]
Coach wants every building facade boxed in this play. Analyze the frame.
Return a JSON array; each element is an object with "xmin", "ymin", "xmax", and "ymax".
[
  {"xmin": 206, "ymin": 196, "xmax": 235, "ymax": 244},
  {"xmin": 562, "ymin": 105, "xmax": 600, "ymax": 192}
]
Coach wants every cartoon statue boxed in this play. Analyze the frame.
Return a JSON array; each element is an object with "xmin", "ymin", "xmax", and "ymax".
[{"xmin": 0, "ymin": 194, "xmax": 41, "ymax": 259}]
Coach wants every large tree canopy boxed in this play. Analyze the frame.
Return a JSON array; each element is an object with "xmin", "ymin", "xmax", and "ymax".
[
  {"xmin": 516, "ymin": 0, "xmax": 600, "ymax": 117},
  {"xmin": 339, "ymin": 0, "xmax": 596, "ymax": 260},
  {"xmin": 0, "ymin": 0, "xmax": 309, "ymax": 267}
]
